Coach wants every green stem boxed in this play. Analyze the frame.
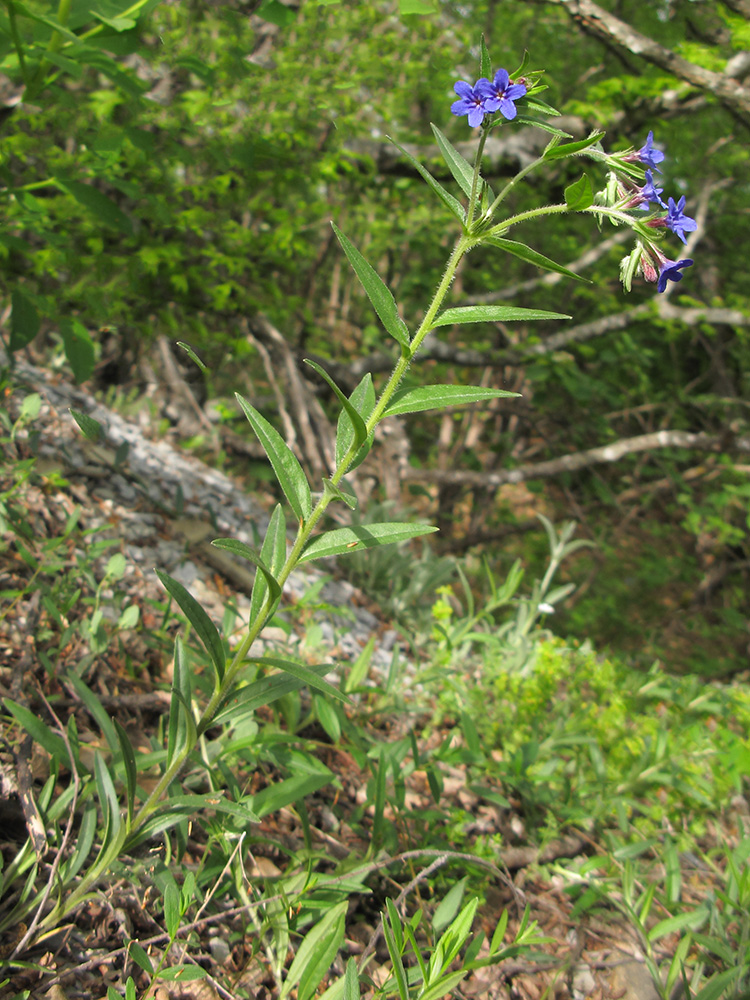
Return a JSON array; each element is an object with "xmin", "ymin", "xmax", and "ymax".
[
  {"xmin": 4, "ymin": 1, "xmax": 29, "ymax": 85},
  {"xmin": 481, "ymin": 155, "xmax": 546, "ymax": 221}
]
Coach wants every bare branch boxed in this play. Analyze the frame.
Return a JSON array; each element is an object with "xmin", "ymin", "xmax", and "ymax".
[
  {"xmin": 402, "ymin": 431, "xmax": 750, "ymax": 489},
  {"xmin": 544, "ymin": 0, "xmax": 750, "ymax": 117}
]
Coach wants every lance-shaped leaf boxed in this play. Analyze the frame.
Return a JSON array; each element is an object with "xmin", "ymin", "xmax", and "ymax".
[
  {"xmin": 323, "ymin": 478, "xmax": 358, "ymax": 510},
  {"xmin": 67, "ymin": 675, "xmax": 119, "ymax": 758},
  {"xmin": 10, "ymin": 289, "xmax": 40, "ymax": 352},
  {"xmin": 480, "ymin": 35, "xmax": 492, "ymax": 79},
  {"xmin": 213, "ymin": 662, "xmax": 334, "ymax": 726},
  {"xmin": 247, "ymin": 656, "xmax": 350, "ymax": 704},
  {"xmin": 211, "ymin": 538, "xmax": 281, "ymax": 606},
  {"xmin": 156, "ymin": 570, "xmax": 225, "ymax": 683},
  {"xmin": 247, "ymin": 504, "xmax": 287, "ymax": 626},
  {"xmin": 332, "ymin": 224, "xmax": 410, "ymax": 351},
  {"xmin": 94, "ymin": 751, "xmax": 121, "ymax": 840},
  {"xmin": 166, "ymin": 637, "xmax": 196, "ymax": 766},
  {"xmin": 336, "ymin": 373, "xmax": 376, "ymax": 471},
  {"xmin": 69, "ymin": 407, "xmax": 103, "ymax": 441},
  {"xmin": 433, "ymin": 305, "xmax": 570, "ymax": 327},
  {"xmin": 3, "ymin": 699, "xmax": 68, "ymax": 763},
  {"xmin": 543, "ymin": 131, "xmax": 605, "ymax": 160},
  {"xmin": 235, "ymin": 394, "xmax": 312, "ymax": 521},
  {"xmin": 524, "ymin": 96, "xmax": 562, "ymax": 117},
  {"xmin": 386, "ymin": 385, "xmax": 519, "ymax": 417},
  {"xmin": 387, "ymin": 137, "xmax": 465, "ymax": 222},
  {"xmin": 515, "ymin": 116, "xmax": 572, "ymax": 137},
  {"xmin": 431, "ymin": 124, "xmax": 475, "ymax": 199},
  {"xmin": 300, "ymin": 523, "xmax": 437, "ymax": 562},
  {"xmin": 114, "ymin": 719, "xmax": 137, "ymax": 825},
  {"xmin": 484, "ymin": 236, "xmax": 590, "ymax": 283},
  {"xmin": 304, "ymin": 359, "xmax": 367, "ymax": 448},
  {"xmin": 176, "ymin": 341, "xmax": 208, "ymax": 372}
]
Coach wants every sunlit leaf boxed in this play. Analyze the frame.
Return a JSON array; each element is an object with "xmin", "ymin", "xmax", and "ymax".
[
  {"xmin": 300, "ymin": 523, "xmax": 437, "ymax": 562},
  {"xmin": 235, "ymin": 394, "xmax": 312, "ymax": 521}
]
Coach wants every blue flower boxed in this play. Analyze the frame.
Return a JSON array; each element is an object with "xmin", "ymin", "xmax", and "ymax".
[
  {"xmin": 636, "ymin": 131, "xmax": 665, "ymax": 173},
  {"xmin": 475, "ymin": 69, "xmax": 527, "ymax": 121},
  {"xmin": 657, "ymin": 255, "xmax": 694, "ymax": 293},
  {"xmin": 451, "ymin": 80, "xmax": 490, "ymax": 127},
  {"xmin": 639, "ymin": 170, "xmax": 665, "ymax": 210},
  {"xmin": 665, "ymin": 195, "xmax": 697, "ymax": 244}
]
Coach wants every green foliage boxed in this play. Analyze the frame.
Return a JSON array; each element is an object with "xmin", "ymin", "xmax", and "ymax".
[{"xmin": 3, "ymin": 2, "xmax": 750, "ymax": 995}]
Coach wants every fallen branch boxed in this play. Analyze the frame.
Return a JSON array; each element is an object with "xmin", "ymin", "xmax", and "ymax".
[{"xmin": 402, "ymin": 430, "xmax": 750, "ymax": 489}]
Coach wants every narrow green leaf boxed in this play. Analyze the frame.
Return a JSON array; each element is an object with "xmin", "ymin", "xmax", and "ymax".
[
  {"xmin": 385, "ymin": 898, "xmax": 403, "ymax": 952},
  {"xmin": 167, "ymin": 638, "xmax": 195, "ymax": 764},
  {"xmin": 430, "ymin": 124, "xmax": 474, "ymax": 198},
  {"xmin": 299, "ymin": 523, "xmax": 437, "ymax": 562},
  {"xmin": 433, "ymin": 879, "xmax": 468, "ymax": 934},
  {"xmin": 433, "ymin": 305, "xmax": 570, "ymax": 326},
  {"xmin": 331, "ymin": 224, "xmax": 410, "ymax": 350},
  {"xmin": 10, "ymin": 289, "xmax": 40, "ymax": 352},
  {"xmin": 419, "ymin": 971, "xmax": 468, "ymax": 1000},
  {"xmin": 10, "ymin": 2, "xmax": 79, "ymax": 41},
  {"xmin": 59, "ymin": 318, "xmax": 95, "ymax": 384},
  {"xmin": 156, "ymin": 570, "xmax": 225, "ymax": 682},
  {"xmin": 304, "ymin": 359, "xmax": 367, "ymax": 447},
  {"xmin": 248, "ymin": 656, "xmax": 350, "ymax": 705},
  {"xmin": 524, "ymin": 97, "xmax": 562, "ymax": 117},
  {"xmin": 55, "ymin": 177, "xmax": 132, "ymax": 233},
  {"xmin": 336, "ymin": 373, "xmax": 376, "ymax": 470},
  {"xmin": 343, "ymin": 959, "xmax": 360, "ymax": 1000},
  {"xmin": 249, "ymin": 504, "xmax": 287, "ymax": 625},
  {"xmin": 385, "ymin": 385, "xmax": 518, "ymax": 417},
  {"xmin": 515, "ymin": 115, "xmax": 572, "ymax": 136},
  {"xmin": 381, "ymin": 911, "xmax": 409, "ymax": 1000},
  {"xmin": 211, "ymin": 538, "xmax": 281, "ymax": 605},
  {"xmin": 63, "ymin": 799, "xmax": 96, "ymax": 880},
  {"xmin": 69, "ymin": 407, "xmax": 103, "ymax": 442},
  {"xmin": 129, "ymin": 941, "xmax": 154, "ymax": 975},
  {"xmin": 113, "ymin": 718, "xmax": 137, "ymax": 824},
  {"xmin": 480, "ymin": 36, "xmax": 492, "ymax": 79},
  {"xmin": 213, "ymin": 663, "xmax": 333, "ymax": 726},
  {"xmin": 323, "ymin": 478, "xmax": 358, "ymax": 510},
  {"xmin": 387, "ymin": 137, "xmax": 465, "ymax": 221},
  {"xmin": 235, "ymin": 394, "xmax": 312, "ymax": 521},
  {"xmin": 484, "ymin": 236, "xmax": 590, "ymax": 282},
  {"xmin": 281, "ymin": 901, "xmax": 347, "ymax": 1000},
  {"xmin": 176, "ymin": 341, "xmax": 208, "ymax": 372},
  {"xmin": 250, "ymin": 767, "xmax": 331, "ymax": 818},
  {"xmin": 647, "ymin": 908, "xmax": 708, "ymax": 942},
  {"xmin": 544, "ymin": 131, "xmax": 605, "ymax": 160},
  {"xmin": 94, "ymin": 751, "xmax": 121, "ymax": 837},
  {"xmin": 564, "ymin": 174, "xmax": 594, "ymax": 211},
  {"xmin": 158, "ymin": 966, "xmax": 208, "ymax": 982},
  {"xmin": 4, "ymin": 698, "xmax": 67, "ymax": 762},
  {"xmin": 163, "ymin": 880, "xmax": 181, "ymax": 939},
  {"xmin": 90, "ymin": 11, "xmax": 136, "ymax": 30}
]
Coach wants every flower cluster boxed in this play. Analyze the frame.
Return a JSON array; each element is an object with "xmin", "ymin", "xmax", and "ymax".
[
  {"xmin": 617, "ymin": 132, "xmax": 696, "ymax": 294},
  {"xmin": 451, "ymin": 69, "xmax": 527, "ymax": 127}
]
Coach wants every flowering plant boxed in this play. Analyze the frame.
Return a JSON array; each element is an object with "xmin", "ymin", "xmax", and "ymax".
[{"xmin": 4, "ymin": 41, "xmax": 698, "ymax": 958}]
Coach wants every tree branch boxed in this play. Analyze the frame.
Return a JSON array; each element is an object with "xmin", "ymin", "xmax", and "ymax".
[
  {"xmin": 544, "ymin": 0, "xmax": 750, "ymax": 117},
  {"xmin": 401, "ymin": 431, "xmax": 750, "ymax": 489}
]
